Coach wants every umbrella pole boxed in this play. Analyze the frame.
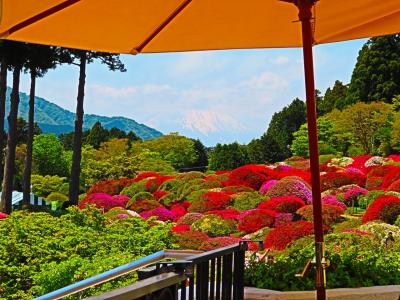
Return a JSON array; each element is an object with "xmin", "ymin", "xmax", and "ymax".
[{"xmin": 297, "ymin": 1, "xmax": 326, "ymax": 299}]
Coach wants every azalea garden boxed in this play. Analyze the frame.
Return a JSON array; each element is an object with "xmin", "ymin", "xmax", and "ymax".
[{"xmin": 2, "ymin": 154, "xmax": 400, "ymax": 299}]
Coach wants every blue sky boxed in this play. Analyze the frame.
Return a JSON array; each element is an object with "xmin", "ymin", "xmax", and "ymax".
[{"xmin": 16, "ymin": 39, "xmax": 366, "ymax": 146}]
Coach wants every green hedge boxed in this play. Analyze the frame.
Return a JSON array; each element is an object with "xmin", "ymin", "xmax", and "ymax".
[{"xmin": 0, "ymin": 207, "xmax": 175, "ymax": 299}]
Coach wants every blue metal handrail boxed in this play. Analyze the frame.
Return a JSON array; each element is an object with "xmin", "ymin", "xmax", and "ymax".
[{"xmin": 35, "ymin": 249, "xmax": 201, "ymax": 300}]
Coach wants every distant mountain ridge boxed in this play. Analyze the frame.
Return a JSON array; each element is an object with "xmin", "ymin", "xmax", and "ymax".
[{"xmin": 5, "ymin": 87, "xmax": 163, "ymax": 140}]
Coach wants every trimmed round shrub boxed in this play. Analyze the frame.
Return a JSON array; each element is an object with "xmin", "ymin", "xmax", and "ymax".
[
  {"xmin": 205, "ymin": 209, "xmax": 241, "ymax": 220},
  {"xmin": 259, "ymin": 180, "xmax": 278, "ymax": 195},
  {"xmin": 381, "ymin": 167, "xmax": 400, "ymax": 188},
  {"xmin": 227, "ymin": 165, "xmax": 276, "ymax": 190},
  {"xmin": 359, "ymin": 221, "xmax": 400, "ymax": 240},
  {"xmin": 221, "ymin": 185, "xmax": 254, "ymax": 193},
  {"xmin": 140, "ymin": 207, "xmax": 176, "ymax": 222},
  {"xmin": 159, "ymin": 193, "xmax": 179, "ymax": 207},
  {"xmin": 170, "ymin": 202, "xmax": 189, "ymax": 219},
  {"xmin": 192, "ymin": 215, "xmax": 237, "ymax": 237},
  {"xmin": 328, "ymin": 157, "xmax": 354, "ymax": 167},
  {"xmin": 129, "ymin": 200, "xmax": 162, "ymax": 213},
  {"xmin": 134, "ymin": 171, "xmax": 162, "ymax": 182},
  {"xmin": 258, "ymin": 196, "xmax": 305, "ymax": 213},
  {"xmin": 296, "ymin": 204, "xmax": 345, "ymax": 226},
  {"xmin": 362, "ymin": 195, "xmax": 400, "ymax": 224},
  {"xmin": 78, "ymin": 193, "xmax": 125, "ymax": 212},
  {"xmin": 231, "ymin": 192, "xmax": 266, "ymax": 211},
  {"xmin": 45, "ymin": 192, "xmax": 68, "ymax": 203},
  {"xmin": 265, "ymin": 178, "xmax": 312, "ymax": 204},
  {"xmin": 237, "ymin": 209, "xmax": 276, "ymax": 233},
  {"xmin": 157, "ymin": 179, "xmax": 181, "ymax": 194},
  {"xmin": 120, "ymin": 180, "xmax": 148, "ymax": 198},
  {"xmin": 153, "ymin": 190, "xmax": 168, "ymax": 200},
  {"xmin": 171, "ymin": 224, "xmax": 191, "ymax": 233},
  {"xmin": 364, "ymin": 156, "xmax": 386, "ymax": 168},
  {"xmin": 284, "ymin": 156, "xmax": 310, "ymax": 170},
  {"xmin": 199, "ymin": 236, "xmax": 241, "ymax": 251},
  {"xmin": 264, "ymin": 221, "xmax": 316, "ymax": 250},
  {"xmin": 274, "ymin": 213, "xmax": 293, "ymax": 227},
  {"xmin": 320, "ymin": 171, "xmax": 366, "ymax": 192},
  {"xmin": 177, "ymin": 213, "xmax": 204, "ymax": 225},
  {"xmin": 87, "ymin": 178, "xmax": 135, "ymax": 195},
  {"xmin": 188, "ymin": 191, "xmax": 231, "ymax": 213},
  {"xmin": 387, "ymin": 179, "xmax": 400, "ymax": 192},
  {"xmin": 174, "ymin": 231, "xmax": 209, "ymax": 250},
  {"xmin": 176, "ymin": 171, "xmax": 205, "ymax": 182},
  {"xmin": 0, "ymin": 212, "xmax": 8, "ymax": 219},
  {"xmin": 365, "ymin": 176, "xmax": 384, "ymax": 190}
]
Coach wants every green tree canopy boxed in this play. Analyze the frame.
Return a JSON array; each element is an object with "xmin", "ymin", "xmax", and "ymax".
[
  {"xmin": 32, "ymin": 134, "xmax": 70, "ymax": 177},
  {"xmin": 208, "ymin": 142, "xmax": 249, "ymax": 170},
  {"xmin": 347, "ymin": 34, "xmax": 400, "ymax": 105}
]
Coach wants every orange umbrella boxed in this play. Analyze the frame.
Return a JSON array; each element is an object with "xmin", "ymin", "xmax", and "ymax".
[{"xmin": 1, "ymin": 1, "xmax": 399, "ymax": 299}]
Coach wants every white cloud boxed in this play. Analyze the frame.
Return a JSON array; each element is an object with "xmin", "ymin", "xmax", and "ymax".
[
  {"xmin": 271, "ymin": 55, "xmax": 290, "ymax": 65},
  {"xmin": 240, "ymin": 72, "xmax": 289, "ymax": 90},
  {"xmin": 181, "ymin": 110, "xmax": 246, "ymax": 135}
]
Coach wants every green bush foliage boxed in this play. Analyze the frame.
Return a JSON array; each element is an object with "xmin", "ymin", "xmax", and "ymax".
[
  {"xmin": 245, "ymin": 231, "xmax": 400, "ymax": 290},
  {"xmin": 31, "ymin": 175, "xmax": 68, "ymax": 198},
  {"xmin": 231, "ymin": 192, "xmax": 266, "ymax": 211},
  {"xmin": 0, "ymin": 207, "xmax": 174, "ymax": 299},
  {"xmin": 191, "ymin": 215, "xmax": 236, "ymax": 237}
]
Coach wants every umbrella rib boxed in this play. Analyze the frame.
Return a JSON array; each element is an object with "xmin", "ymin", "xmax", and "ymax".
[
  {"xmin": 132, "ymin": 0, "xmax": 192, "ymax": 54},
  {"xmin": 0, "ymin": 0, "xmax": 81, "ymax": 37}
]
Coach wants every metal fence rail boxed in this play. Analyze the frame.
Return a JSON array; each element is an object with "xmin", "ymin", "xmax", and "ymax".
[{"xmin": 35, "ymin": 242, "xmax": 249, "ymax": 300}]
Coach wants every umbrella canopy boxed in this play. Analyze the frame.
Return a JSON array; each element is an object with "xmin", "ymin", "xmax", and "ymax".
[{"xmin": 0, "ymin": 0, "xmax": 399, "ymax": 54}]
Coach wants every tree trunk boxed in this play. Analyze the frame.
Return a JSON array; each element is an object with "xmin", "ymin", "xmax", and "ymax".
[
  {"xmin": 22, "ymin": 69, "xmax": 36, "ymax": 207},
  {"xmin": 0, "ymin": 65, "xmax": 21, "ymax": 214},
  {"xmin": 0, "ymin": 56, "xmax": 7, "ymax": 182},
  {"xmin": 68, "ymin": 52, "xmax": 86, "ymax": 205}
]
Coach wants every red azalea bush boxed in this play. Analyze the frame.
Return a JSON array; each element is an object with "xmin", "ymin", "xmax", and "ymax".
[
  {"xmin": 153, "ymin": 190, "xmax": 168, "ymax": 200},
  {"xmin": 205, "ymin": 209, "xmax": 241, "ymax": 220},
  {"xmin": 237, "ymin": 209, "xmax": 276, "ymax": 233},
  {"xmin": 171, "ymin": 224, "xmax": 191, "ymax": 233},
  {"xmin": 362, "ymin": 195, "xmax": 400, "ymax": 224},
  {"xmin": 258, "ymin": 196, "xmax": 305, "ymax": 213},
  {"xmin": 320, "ymin": 171, "xmax": 366, "ymax": 192},
  {"xmin": 134, "ymin": 171, "xmax": 162, "ymax": 182},
  {"xmin": 87, "ymin": 178, "xmax": 135, "ymax": 195},
  {"xmin": 366, "ymin": 176, "xmax": 384, "ymax": 190},
  {"xmin": 0, "ymin": 212, "xmax": 8, "ymax": 219},
  {"xmin": 274, "ymin": 213, "xmax": 293, "ymax": 227},
  {"xmin": 199, "ymin": 236, "xmax": 241, "ymax": 251},
  {"xmin": 188, "ymin": 191, "xmax": 231, "ymax": 213},
  {"xmin": 78, "ymin": 193, "xmax": 125, "ymax": 212},
  {"xmin": 129, "ymin": 199, "xmax": 162, "ymax": 212},
  {"xmin": 264, "ymin": 221, "xmax": 317, "ymax": 250},
  {"xmin": 227, "ymin": 165, "xmax": 276, "ymax": 190},
  {"xmin": 347, "ymin": 155, "xmax": 373, "ymax": 172},
  {"xmin": 170, "ymin": 203, "xmax": 188, "ymax": 219},
  {"xmin": 296, "ymin": 204, "xmax": 345, "ymax": 226},
  {"xmin": 174, "ymin": 231, "xmax": 209, "ymax": 250},
  {"xmin": 382, "ymin": 167, "xmax": 400, "ymax": 188},
  {"xmin": 387, "ymin": 179, "xmax": 400, "ymax": 192}
]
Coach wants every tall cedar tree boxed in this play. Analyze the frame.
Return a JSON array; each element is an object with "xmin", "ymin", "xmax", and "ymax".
[
  {"xmin": 346, "ymin": 34, "xmax": 400, "ymax": 105},
  {"xmin": 260, "ymin": 98, "xmax": 306, "ymax": 162},
  {"xmin": 0, "ymin": 41, "xmax": 27, "ymax": 214},
  {"xmin": 0, "ymin": 41, "xmax": 11, "ymax": 183},
  {"xmin": 65, "ymin": 50, "xmax": 125, "ymax": 205},
  {"xmin": 22, "ymin": 44, "xmax": 58, "ymax": 206}
]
